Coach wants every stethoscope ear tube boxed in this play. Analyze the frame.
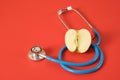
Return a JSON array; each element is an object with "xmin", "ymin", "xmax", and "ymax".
[{"xmin": 57, "ymin": 6, "xmax": 94, "ymax": 30}]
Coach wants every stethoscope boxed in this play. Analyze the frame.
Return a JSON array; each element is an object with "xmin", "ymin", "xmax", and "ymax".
[{"xmin": 28, "ymin": 6, "xmax": 104, "ymax": 74}]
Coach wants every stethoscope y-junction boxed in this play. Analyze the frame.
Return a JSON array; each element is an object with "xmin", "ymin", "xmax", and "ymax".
[{"xmin": 28, "ymin": 6, "xmax": 104, "ymax": 74}]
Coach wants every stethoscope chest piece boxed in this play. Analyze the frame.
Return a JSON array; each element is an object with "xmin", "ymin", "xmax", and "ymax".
[{"xmin": 28, "ymin": 46, "xmax": 46, "ymax": 61}]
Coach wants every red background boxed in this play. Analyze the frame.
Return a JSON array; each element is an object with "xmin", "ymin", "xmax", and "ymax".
[{"xmin": 0, "ymin": 0, "xmax": 120, "ymax": 80}]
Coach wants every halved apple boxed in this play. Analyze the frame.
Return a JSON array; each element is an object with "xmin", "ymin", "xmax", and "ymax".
[
  {"xmin": 65, "ymin": 29, "xmax": 91, "ymax": 53},
  {"xmin": 65, "ymin": 29, "xmax": 77, "ymax": 52}
]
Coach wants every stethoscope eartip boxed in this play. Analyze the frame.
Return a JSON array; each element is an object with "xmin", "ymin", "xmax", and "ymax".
[{"xmin": 28, "ymin": 46, "xmax": 46, "ymax": 61}]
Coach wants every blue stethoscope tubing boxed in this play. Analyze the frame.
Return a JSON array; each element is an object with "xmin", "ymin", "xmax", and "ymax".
[{"xmin": 46, "ymin": 29, "xmax": 104, "ymax": 74}]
